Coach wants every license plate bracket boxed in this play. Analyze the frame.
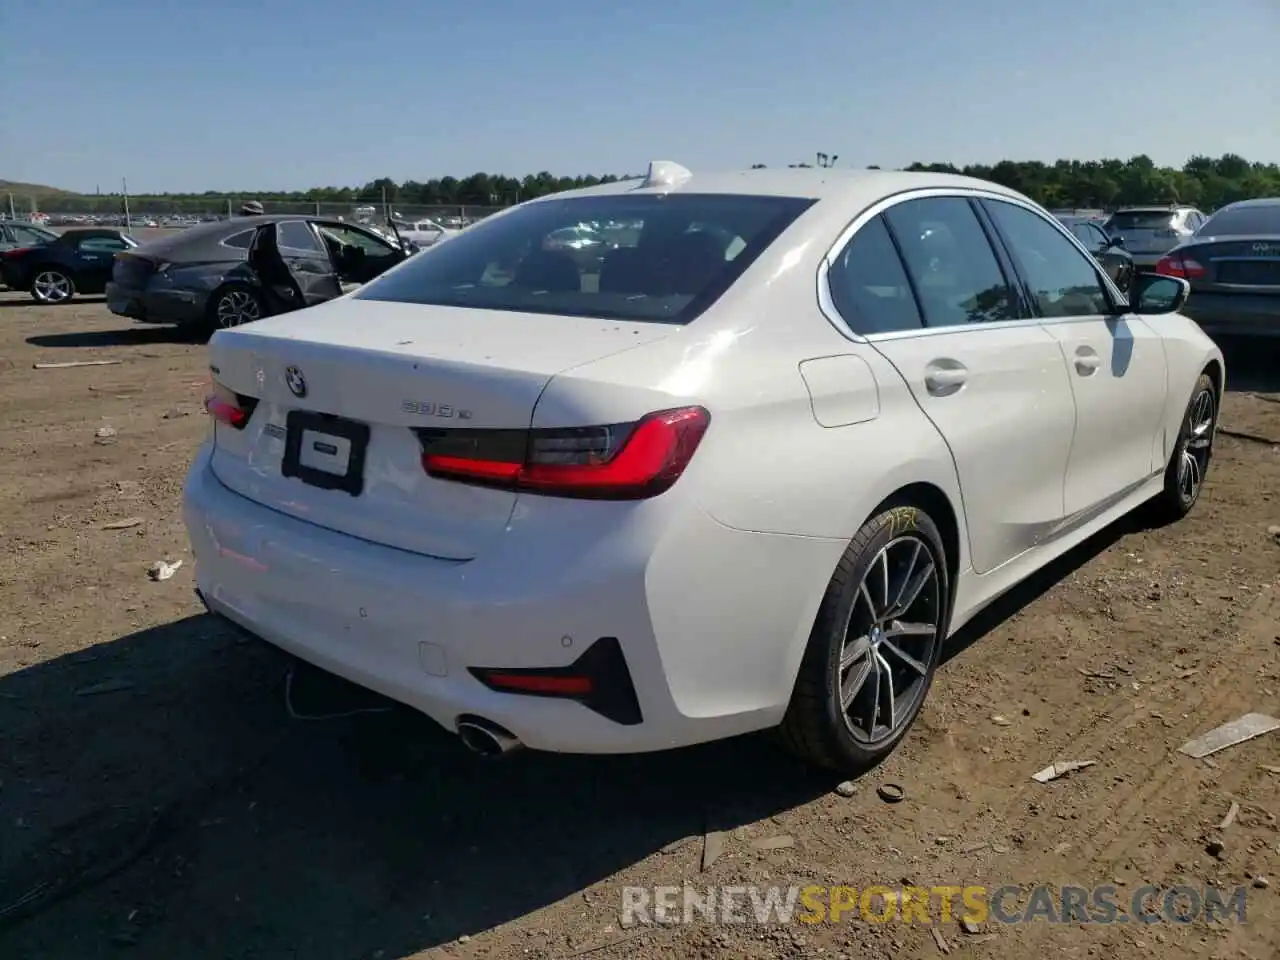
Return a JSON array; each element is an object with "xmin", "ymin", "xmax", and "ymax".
[{"xmin": 281, "ymin": 410, "xmax": 370, "ymax": 497}]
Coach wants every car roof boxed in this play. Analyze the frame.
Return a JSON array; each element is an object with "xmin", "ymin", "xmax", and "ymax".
[
  {"xmin": 1217, "ymin": 196, "xmax": 1280, "ymax": 209},
  {"xmin": 1112, "ymin": 205, "xmax": 1189, "ymax": 213},
  {"xmin": 527, "ymin": 166, "xmax": 1027, "ymax": 208}
]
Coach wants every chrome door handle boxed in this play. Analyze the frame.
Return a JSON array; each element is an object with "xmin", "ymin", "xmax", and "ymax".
[
  {"xmin": 924, "ymin": 366, "xmax": 967, "ymax": 394},
  {"xmin": 1074, "ymin": 351, "xmax": 1101, "ymax": 375}
]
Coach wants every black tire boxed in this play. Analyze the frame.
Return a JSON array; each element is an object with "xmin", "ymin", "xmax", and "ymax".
[
  {"xmin": 206, "ymin": 284, "xmax": 265, "ymax": 332},
  {"xmin": 780, "ymin": 503, "xmax": 951, "ymax": 774},
  {"xmin": 1146, "ymin": 372, "xmax": 1216, "ymax": 525},
  {"xmin": 29, "ymin": 266, "xmax": 76, "ymax": 304}
]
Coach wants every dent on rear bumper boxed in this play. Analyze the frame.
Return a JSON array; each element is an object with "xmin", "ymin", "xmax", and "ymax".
[{"xmin": 183, "ymin": 444, "xmax": 840, "ymax": 753}]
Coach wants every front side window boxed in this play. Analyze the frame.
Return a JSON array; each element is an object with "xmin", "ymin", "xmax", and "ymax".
[
  {"xmin": 77, "ymin": 235, "xmax": 130, "ymax": 253},
  {"xmin": 317, "ymin": 223, "xmax": 396, "ymax": 255},
  {"xmin": 355, "ymin": 193, "xmax": 815, "ymax": 324},
  {"xmin": 882, "ymin": 197, "xmax": 1018, "ymax": 327},
  {"xmin": 983, "ymin": 200, "xmax": 1112, "ymax": 319},
  {"xmin": 1085, "ymin": 223, "xmax": 1110, "ymax": 248},
  {"xmin": 827, "ymin": 215, "xmax": 923, "ymax": 335}
]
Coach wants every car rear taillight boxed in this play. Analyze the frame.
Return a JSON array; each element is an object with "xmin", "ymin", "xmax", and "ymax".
[
  {"xmin": 204, "ymin": 377, "xmax": 258, "ymax": 430},
  {"xmin": 417, "ymin": 406, "xmax": 710, "ymax": 500},
  {"xmin": 1155, "ymin": 255, "xmax": 1205, "ymax": 279}
]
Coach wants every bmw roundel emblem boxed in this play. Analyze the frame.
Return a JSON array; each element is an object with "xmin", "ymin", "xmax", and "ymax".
[{"xmin": 285, "ymin": 365, "xmax": 307, "ymax": 398}]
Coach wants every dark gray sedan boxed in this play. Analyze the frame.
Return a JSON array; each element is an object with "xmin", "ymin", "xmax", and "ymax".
[
  {"xmin": 1155, "ymin": 197, "xmax": 1280, "ymax": 338},
  {"xmin": 106, "ymin": 215, "xmax": 412, "ymax": 331}
]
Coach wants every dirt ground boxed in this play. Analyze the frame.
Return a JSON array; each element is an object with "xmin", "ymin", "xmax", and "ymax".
[{"xmin": 0, "ymin": 292, "xmax": 1277, "ymax": 960}]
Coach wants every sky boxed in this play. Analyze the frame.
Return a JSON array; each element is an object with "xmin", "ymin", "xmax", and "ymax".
[{"xmin": 2, "ymin": 0, "xmax": 1277, "ymax": 194}]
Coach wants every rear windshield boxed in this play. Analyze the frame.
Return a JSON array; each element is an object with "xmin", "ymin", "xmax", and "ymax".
[
  {"xmin": 355, "ymin": 193, "xmax": 815, "ymax": 324},
  {"xmin": 1198, "ymin": 204, "xmax": 1280, "ymax": 236},
  {"xmin": 1105, "ymin": 211, "xmax": 1175, "ymax": 231}
]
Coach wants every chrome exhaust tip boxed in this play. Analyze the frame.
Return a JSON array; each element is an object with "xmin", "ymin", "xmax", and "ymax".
[{"xmin": 456, "ymin": 716, "xmax": 522, "ymax": 757}]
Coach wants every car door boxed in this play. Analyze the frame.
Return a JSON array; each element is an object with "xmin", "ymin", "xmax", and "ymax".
[
  {"xmin": 980, "ymin": 198, "xmax": 1169, "ymax": 520},
  {"xmin": 846, "ymin": 196, "xmax": 1078, "ymax": 575},
  {"xmin": 1077, "ymin": 222, "xmax": 1126, "ymax": 287},
  {"xmin": 313, "ymin": 221, "xmax": 405, "ymax": 286},
  {"xmin": 72, "ymin": 234, "xmax": 133, "ymax": 292},
  {"xmin": 272, "ymin": 219, "xmax": 342, "ymax": 306}
]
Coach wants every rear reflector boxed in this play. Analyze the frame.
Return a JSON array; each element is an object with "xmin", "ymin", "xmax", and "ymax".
[
  {"xmin": 417, "ymin": 406, "xmax": 710, "ymax": 500},
  {"xmin": 1155, "ymin": 255, "xmax": 1205, "ymax": 279},
  {"xmin": 470, "ymin": 637, "xmax": 643, "ymax": 725}
]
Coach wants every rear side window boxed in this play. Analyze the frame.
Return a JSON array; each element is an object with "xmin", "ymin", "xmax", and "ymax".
[
  {"xmin": 1106, "ymin": 211, "xmax": 1175, "ymax": 231},
  {"xmin": 883, "ymin": 197, "xmax": 1018, "ymax": 327},
  {"xmin": 1198, "ymin": 204, "xmax": 1280, "ymax": 236},
  {"xmin": 356, "ymin": 193, "xmax": 815, "ymax": 324},
  {"xmin": 222, "ymin": 230, "xmax": 254, "ymax": 249},
  {"xmin": 277, "ymin": 221, "xmax": 323, "ymax": 255},
  {"xmin": 827, "ymin": 215, "xmax": 923, "ymax": 335}
]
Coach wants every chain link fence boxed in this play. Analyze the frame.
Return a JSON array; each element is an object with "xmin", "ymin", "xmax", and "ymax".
[{"xmin": 4, "ymin": 192, "xmax": 505, "ymax": 228}]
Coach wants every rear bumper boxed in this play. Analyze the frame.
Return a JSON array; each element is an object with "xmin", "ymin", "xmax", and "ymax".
[
  {"xmin": 106, "ymin": 282, "xmax": 208, "ymax": 325},
  {"xmin": 183, "ymin": 444, "xmax": 842, "ymax": 754},
  {"xmin": 1183, "ymin": 293, "xmax": 1280, "ymax": 337}
]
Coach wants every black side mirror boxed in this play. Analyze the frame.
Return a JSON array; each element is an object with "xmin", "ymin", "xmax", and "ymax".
[
  {"xmin": 1106, "ymin": 234, "xmax": 1125, "ymax": 249},
  {"xmin": 1129, "ymin": 274, "xmax": 1189, "ymax": 315}
]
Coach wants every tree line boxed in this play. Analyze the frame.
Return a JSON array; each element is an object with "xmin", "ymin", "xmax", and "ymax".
[{"xmin": 33, "ymin": 154, "xmax": 1280, "ymax": 213}]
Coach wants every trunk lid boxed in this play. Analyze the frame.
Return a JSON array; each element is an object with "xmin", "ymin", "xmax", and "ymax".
[
  {"xmin": 206, "ymin": 299, "xmax": 674, "ymax": 559},
  {"xmin": 111, "ymin": 251, "xmax": 159, "ymax": 289},
  {"xmin": 1176, "ymin": 236, "xmax": 1280, "ymax": 294}
]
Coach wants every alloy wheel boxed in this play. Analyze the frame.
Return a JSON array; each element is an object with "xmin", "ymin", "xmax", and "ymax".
[
  {"xmin": 215, "ymin": 289, "xmax": 261, "ymax": 327},
  {"xmin": 838, "ymin": 535, "xmax": 941, "ymax": 745},
  {"xmin": 33, "ymin": 271, "xmax": 72, "ymax": 303},
  {"xmin": 1178, "ymin": 387, "xmax": 1215, "ymax": 505}
]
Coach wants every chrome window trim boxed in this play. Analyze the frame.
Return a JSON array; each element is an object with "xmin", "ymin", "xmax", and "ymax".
[{"xmin": 816, "ymin": 186, "xmax": 1128, "ymax": 344}]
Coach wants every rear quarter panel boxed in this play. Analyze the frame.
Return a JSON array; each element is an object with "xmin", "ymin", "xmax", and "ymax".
[{"xmin": 538, "ymin": 261, "xmax": 969, "ymax": 561}]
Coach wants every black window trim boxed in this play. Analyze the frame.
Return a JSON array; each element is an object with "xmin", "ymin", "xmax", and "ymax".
[
  {"xmin": 977, "ymin": 196, "xmax": 1122, "ymax": 320},
  {"xmin": 817, "ymin": 186, "xmax": 1130, "ymax": 344}
]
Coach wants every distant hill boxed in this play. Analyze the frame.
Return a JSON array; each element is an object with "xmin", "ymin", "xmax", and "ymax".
[{"xmin": 0, "ymin": 179, "xmax": 78, "ymax": 198}]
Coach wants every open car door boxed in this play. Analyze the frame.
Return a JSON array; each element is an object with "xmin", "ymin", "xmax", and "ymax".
[
  {"xmin": 248, "ymin": 220, "xmax": 342, "ymax": 313},
  {"xmin": 313, "ymin": 221, "xmax": 408, "ymax": 287}
]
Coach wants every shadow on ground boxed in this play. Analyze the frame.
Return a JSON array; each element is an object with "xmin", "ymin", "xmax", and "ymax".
[
  {"xmin": 0, "ymin": 297, "xmax": 107, "ymax": 310},
  {"xmin": 0, "ymin": 502, "xmax": 1140, "ymax": 959},
  {"xmin": 0, "ymin": 616, "xmax": 827, "ymax": 959},
  {"xmin": 25, "ymin": 325, "xmax": 203, "ymax": 349},
  {"xmin": 1215, "ymin": 335, "xmax": 1280, "ymax": 394}
]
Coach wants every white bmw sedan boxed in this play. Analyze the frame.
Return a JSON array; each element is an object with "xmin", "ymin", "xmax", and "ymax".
[{"xmin": 186, "ymin": 163, "xmax": 1223, "ymax": 773}]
